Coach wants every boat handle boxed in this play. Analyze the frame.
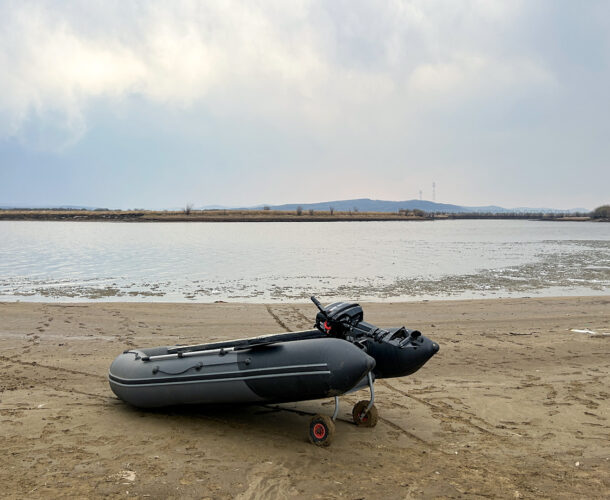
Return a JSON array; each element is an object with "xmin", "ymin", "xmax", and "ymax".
[{"xmin": 151, "ymin": 361, "xmax": 204, "ymax": 375}]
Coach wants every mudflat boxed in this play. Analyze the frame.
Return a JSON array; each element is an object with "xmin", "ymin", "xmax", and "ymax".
[{"xmin": 0, "ymin": 297, "xmax": 608, "ymax": 499}]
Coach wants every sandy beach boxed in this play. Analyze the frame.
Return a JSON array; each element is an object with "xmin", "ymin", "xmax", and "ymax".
[{"xmin": 0, "ymin": 296, "xmax": 608, "ymax": 499}]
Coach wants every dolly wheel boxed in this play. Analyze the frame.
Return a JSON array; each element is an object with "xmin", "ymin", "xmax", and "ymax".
[
  {"xmin": 352, "ymin": 400, "xmax": 379, "ymax": 427},
  {"xmin": 308, "ymin": 414, "xmax": 335, "ymax": 446}
]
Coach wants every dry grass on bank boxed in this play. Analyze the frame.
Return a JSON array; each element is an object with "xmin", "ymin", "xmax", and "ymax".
[{"xmin": 0, "ymin": 209, "xmax": 426, "ymax": 222}]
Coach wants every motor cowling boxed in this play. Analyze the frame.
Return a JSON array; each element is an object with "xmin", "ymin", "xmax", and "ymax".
[{"xmin": 315, "ymin": 301, "xmax": 363, "ymax": 337}]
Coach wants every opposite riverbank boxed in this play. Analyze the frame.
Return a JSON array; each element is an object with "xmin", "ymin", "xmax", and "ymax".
[
  {"xmin": 1, "ymin": 296, "xmax": 608, "ymax": 498},
  {"xmin": 0, "ymin": 209, "xmax": 600, "ymax": 222}
]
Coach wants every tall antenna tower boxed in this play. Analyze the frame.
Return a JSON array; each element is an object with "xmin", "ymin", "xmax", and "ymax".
[
  {"xmin": 432, "ymin": 182, "xmax": 436, "ymax": 202},
  {"xmin": 419, "ymin": 189, "xmax": 423, "ymax": 201}
]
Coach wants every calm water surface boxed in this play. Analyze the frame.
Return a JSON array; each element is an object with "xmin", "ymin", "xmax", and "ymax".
[{"xmin": 0, "ymin": 220, "xmax": 608, "ymax": 302}]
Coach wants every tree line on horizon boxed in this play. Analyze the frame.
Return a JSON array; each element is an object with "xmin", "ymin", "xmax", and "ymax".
[{"xmin": 1, "ymin": 205, "xmax": 608, "ymax": 219}]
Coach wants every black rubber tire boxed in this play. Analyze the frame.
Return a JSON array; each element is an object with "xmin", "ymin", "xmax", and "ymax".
[
  {"xmin": 308, "ymin": 414, "xmax": 335, "ymax": 446},
  {"xmin": 352, "ymin": 400, "xmax": 379, "ymax": 427}
]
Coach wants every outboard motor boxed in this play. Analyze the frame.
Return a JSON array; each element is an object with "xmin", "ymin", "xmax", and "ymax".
[{"xmin": 311, "ymin": 296, "xmax": 439, "ymax": 379}]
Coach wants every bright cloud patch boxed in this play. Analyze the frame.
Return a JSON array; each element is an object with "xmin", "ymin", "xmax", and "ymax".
[{"xmin": 0, "ymin": 0, "xmax": 556, "ymax": 149}]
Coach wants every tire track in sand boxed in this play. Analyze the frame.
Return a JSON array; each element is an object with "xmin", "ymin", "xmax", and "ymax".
[
  {"xmin": 379, "ymin": 379, "xmax": 501, "ymax": 437},
  {"xmin": 0, "ymin": 354, "xmax": 107, "ymax": 381},
  {"xmin": 265, "ymin": 306, "xmax": 292, "ymax": 332}
]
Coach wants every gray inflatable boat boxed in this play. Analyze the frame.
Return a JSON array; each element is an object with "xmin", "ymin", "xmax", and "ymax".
[{"xmin": 109, "ymin": 297, "xmax": 439, "ymax": 445}]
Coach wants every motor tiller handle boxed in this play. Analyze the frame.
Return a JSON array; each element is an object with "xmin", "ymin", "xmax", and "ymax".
[{"xmin": 310, "ymin": 296, "xmax": 325, "ymax": 314}]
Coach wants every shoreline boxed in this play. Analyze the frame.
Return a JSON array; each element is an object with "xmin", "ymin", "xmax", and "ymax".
[
  {"xmin": 2, "ymin": 288, "xmax": 608, "ymax": 303},
  {"xmin": 1, "ymin": 295, "xmax": 608, "ymax": 498}
]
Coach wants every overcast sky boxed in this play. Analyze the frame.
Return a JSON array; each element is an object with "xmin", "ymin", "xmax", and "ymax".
[{"xmin": 1, "ymin": 0, "xmax": 609, "ymax": 209}]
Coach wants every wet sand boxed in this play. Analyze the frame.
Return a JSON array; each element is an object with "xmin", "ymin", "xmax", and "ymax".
[{"xmin": 0, "ymin": 297, "xmax": 608, "ymax": 499}]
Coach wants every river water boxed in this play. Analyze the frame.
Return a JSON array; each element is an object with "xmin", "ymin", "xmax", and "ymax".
[{"xmin": 0, "ymin": 220, "xmax": 608, "ymax": 302}]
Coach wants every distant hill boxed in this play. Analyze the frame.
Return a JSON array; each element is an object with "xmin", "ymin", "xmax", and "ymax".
[
  {"xmin": 1, "ymin": 200, "xmax": 589, "ymax": 213},
  {"xmin": 250, "ymin": 198, "xmax": 587, "ymax": 214}
]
